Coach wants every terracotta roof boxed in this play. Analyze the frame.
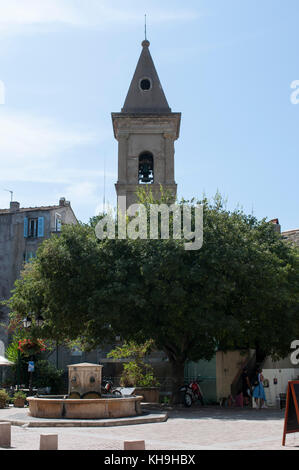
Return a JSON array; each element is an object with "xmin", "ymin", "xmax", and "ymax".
[
  {"xmin": 282, "ymin": 229, "xmax": 299, "ymax": 234},
  {"xmin": 0, "ymin": 205, "xmax": 61, "ymax": 215}
]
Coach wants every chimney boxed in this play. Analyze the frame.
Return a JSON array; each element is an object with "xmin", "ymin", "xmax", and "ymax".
[
  {"xmin": 10, "ymin": 201, "xmax": 20, "ymax": 212},
  {"xmin": 270, "ymin": 218, "xmax": 281, "ymax": 234},
  {"xmin": 59, "ymin": 197, "xmax": 66, "ymax": 207}
]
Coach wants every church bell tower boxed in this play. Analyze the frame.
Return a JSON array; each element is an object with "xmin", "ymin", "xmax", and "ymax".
[{"xmin": 112, "ymin": 39, "xmax": 181, "ymax": 208}]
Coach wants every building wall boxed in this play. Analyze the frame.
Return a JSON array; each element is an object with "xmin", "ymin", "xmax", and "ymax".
[
  {"xmin": 185, "ymin": 358, "xmax": 217, "ymax": 404},
  {"xmin": 282, "ymin": 229, "xmax": 299, "ymax": 246},
  {"xmin": 215, "ymin": 350, "xmax": 253, "ymax": 400},
  {"xmin": 0, "ymin": 202, "xmax": 77, "ymax": 348},
  {"xmin": 262, "ymin": 368, "xmax": 299, "ymax": 407},
  {"xmin": 263, "ymin": 355, "xmax": 299, "ymax": 370},
  {"xmin": 0, "ymin": 211, "xmax": 32, "ymax": 346}
]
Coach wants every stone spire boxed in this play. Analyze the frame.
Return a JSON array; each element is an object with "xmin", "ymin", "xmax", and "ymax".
[{"xmin": 121, "ymin": 40, "xmax": 171, "ymax": 114}]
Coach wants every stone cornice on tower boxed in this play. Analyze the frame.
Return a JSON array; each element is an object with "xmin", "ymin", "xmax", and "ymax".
[{"xmin": 111, "ymin": 113, "xmax": 181, "ymax": 141}]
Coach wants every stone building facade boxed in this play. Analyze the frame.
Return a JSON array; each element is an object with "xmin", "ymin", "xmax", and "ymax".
[
  {"xmin": 282, "ymin": 229, "xmax": 299, "ymax": 246},
  {"xmin": 270, "ymin": 218, "xmax": 299, "ymax": 246},
  {"xmin": 0, "ymin": 198, "xmax": 77, "ymax": 350}
]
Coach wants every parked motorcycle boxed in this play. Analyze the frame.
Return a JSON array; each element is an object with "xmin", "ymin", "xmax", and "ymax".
[
  {"xmin": 181, "ymin": 378, "xmax": 204, "ymax": 407},
  {"xmin": 101, "ymin": 377, "xmax": 122, "ymax": 397}
]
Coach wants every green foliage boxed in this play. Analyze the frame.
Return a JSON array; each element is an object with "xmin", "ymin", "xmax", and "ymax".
[
  {"xmin": 32, "ymin": 360, "xmax": 64, "ymax": 394},
  {"xmin": 108, "ymin": 340, "xmax": 154, "ymax": 361},
  {"xmin": 6, "ymin": 193, "xmax": 299, "ymax": 400},
  {"xmin": 162, "ymin": 396, "xmax": 171, "ymax": 405},
  {"xmin": 108, "ymin": 340, "xmax": 159, "ymax": 387},
  {"xmin": 89, "ymin": 214, "xmax": 107, "ymax": 229},
  {"xmin": 13, "ymin": 390, "xmax": 26, "ymax": 400},
  {"xmin": 4, "ymin": 338, "xmax": 28, "ymax": 386},
  {"xmin": 0, "ymin": 389, "xmax": 9, "ymax": 407},
  {"xmin": 5, "ymin": 341, "xmax": 19, "ymax": 364}
]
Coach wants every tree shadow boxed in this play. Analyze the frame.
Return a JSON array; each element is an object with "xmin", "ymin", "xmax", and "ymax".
[{"xmin": 167, "ymin": 406, "xmax": 285, "ymax": 422}]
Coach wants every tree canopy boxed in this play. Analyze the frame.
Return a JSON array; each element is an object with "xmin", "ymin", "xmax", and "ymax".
[{"xmin": 7, "ymin": 194, "xmax": 299, "ymax": 399}]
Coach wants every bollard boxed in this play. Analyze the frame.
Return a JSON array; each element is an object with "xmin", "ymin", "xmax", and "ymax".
[
  {"xmin": 0, "ymin": 422, "xmax": 11, "ymax": 448},
  {"xmin": 124, "ymin": 440, "xmax": 145, "ymax": 450},
  {"xmin": 40, "ymin": 434, "xmax": 58, "ymax": 450}
]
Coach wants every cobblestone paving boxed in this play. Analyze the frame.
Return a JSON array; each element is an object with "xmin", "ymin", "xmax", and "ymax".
[{"xmin": 0, "ymin": 406, "xmax": 298, "ymax": 450}]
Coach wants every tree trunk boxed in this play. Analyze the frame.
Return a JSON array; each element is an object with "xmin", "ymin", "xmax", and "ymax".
[
  {"xmin": 169, "ymin": 358, "xmax": 186, "ymax": 404},
  {"xmin": 255, "ymin": 342, "xmax": 267, "ymax": 366}
]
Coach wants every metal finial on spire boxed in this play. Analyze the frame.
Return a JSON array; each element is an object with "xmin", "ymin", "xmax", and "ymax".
[
  {"xmin": 103, "ymin": 156, "xmax": 106, "ymax": 214},
  {"xmin": 144, "ymin": 14, "xmax": 147, "ymax": 41},
  {"xmin": 142, "ymin": 15, "xmax": 150, "ymax": 48}
]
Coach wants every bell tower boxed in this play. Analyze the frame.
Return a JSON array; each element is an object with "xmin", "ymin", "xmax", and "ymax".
[{"xmin": 112, "ymin": 40, "xmax": 181, "ymax": 208}]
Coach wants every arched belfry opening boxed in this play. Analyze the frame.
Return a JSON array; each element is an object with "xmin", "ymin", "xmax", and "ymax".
[{"xmin": 138, "ymin": 152, "xmax": 154, "ymax": 184}]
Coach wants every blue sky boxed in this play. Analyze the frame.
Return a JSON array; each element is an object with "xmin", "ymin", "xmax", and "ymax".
[{"xmin": 0, "ymin": 0, "xmax": 298, "ymax": 230}]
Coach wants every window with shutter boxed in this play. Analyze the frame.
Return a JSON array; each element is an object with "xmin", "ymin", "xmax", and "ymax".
[
  {"xmin": 24, "ymin": 218, "xmax": 28, "ymax": 238},
  {"xmin": 38, "ymin": 217, "xmax": 45, "ymax": 238},
  {"xmin": 55, "ymin": 213, "xmax": 62, "ymax": 232}
]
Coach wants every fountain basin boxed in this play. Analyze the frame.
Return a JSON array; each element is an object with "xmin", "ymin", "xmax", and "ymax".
[{"xmin": 27, "ymin": 396, "xmax": 143, "ymax": 419}]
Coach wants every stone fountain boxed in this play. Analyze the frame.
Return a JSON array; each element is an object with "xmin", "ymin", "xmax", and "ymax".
[
  {"xmin": 27, "ymin": 363, "xmax": 143, "ymax": 419},
  {"xmin": 68, "ymin": 363, "xmax": 103, "ymax": 399}
]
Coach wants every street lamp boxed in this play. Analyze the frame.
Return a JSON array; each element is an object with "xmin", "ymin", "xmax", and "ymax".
[
  {"xmin": 22, "ymin": 315, "xmax": 32, "ymax": 329},
  {"xmin": 22, "ymin": 313, "xmax": 44, "ymax": 394},
  {"xmin": 17, "ymin": 315, "xmax": 32, "ymax": 389},
  {"xmin": 36, "ymin": 315, "xmax": 44, "ymax": 327},
  {"xmin": 22, "ymin": 314, "xmax": 44, "ymax": 328}
]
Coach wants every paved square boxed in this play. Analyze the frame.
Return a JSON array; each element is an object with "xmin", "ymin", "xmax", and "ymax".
[{"xmin": 0, "ymin": 406, "xmax": 298, "ymax": 450}]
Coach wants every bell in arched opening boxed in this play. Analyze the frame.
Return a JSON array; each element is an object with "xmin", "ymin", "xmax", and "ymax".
[{"xmin": 138, "ymin": 152, "xmax": 154, "ymax": 184}]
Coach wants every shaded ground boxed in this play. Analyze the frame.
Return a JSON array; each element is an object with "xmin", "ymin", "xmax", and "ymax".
[{"xmin": 0, "ymin": 405, "xmax": 297, "ymax": 450}]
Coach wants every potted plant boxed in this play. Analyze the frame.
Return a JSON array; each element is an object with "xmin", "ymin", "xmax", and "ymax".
[
  {"xmin": 18, "ymin": 338, "xmax": 46, "ymax": 356},
  {"xmin": 13, "ymin": 391, "xmax": 27, "ymax": 408},
  {"xmin": 0, "ymin": 389, "xmax": 9, "ymax": 409},
  {"xmin": 107, "ymin": 340, "xmax": 160, "ymax": 403}
]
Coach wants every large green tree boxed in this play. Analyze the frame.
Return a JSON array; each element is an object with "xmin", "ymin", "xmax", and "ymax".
[{"xmin": 7, "ymin": 196, "xmax": 299, "ymax": 401}]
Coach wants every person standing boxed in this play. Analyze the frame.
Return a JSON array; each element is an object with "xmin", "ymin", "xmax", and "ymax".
[
  {"xmin": 252, "ymin": 368, "xmax": 266, "ymax": 409},
  {"xmin": 241, "ymin": 367, "xmax": 251, "ymax": 406}
]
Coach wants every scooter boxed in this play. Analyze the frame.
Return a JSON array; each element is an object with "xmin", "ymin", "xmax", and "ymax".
[
  {"xmin": 101, "ymin": 377, "xmax": 122, "ymax": 397},
  {"xmin": 181, "ymin": 378, "xmax": 204, "ymax": 407}
]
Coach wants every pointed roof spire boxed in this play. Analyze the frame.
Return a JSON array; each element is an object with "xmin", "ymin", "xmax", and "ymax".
[{"xmin": 121, "ymin": 40, "xmax": 171, "ymax": 114}]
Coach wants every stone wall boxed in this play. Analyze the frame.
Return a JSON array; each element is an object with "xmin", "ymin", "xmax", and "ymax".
[
  {"xmin": 216, "ymin": 350, "xmax": 253, "ymax": 400},
  {"xmin": 282, "ymin": 229, "xmax": 299, "ymax": 246},
  {"xmin": 0, "ymin": 202, "xmax": 77, "ymax": 348}
]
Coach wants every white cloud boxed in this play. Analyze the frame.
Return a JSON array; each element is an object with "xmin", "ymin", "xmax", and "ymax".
[
  {"xmin": 0, "ymin": 110, "xmax": 96, "ymax": 158},
  {"xmin": 61, "ymin": 182, "xmax": 117, "ymax": 220},
  {"xmin": 0, "ymin": 109, "xmax": 110, "ymax": 183},
  {"xmin": 63, "ymin": 181, "xmax": 98, "ymax": 204},
  {"xmin": 0, "ymin": 108, "xmax": 117, "ymax": 217},
  {"xmin": 0, "ymin": 0, "xmax": 78, "ymax": 29},
  {"xmin": 0, "ymin": 0, "xmax": 200, "ymax": 34}
]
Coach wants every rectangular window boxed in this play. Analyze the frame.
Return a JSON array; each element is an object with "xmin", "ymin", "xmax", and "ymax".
[
  {"xmin": 25, "ymin": 251, "xmax": 35, "ymax": 263},
  {"xmin": 28, "ymin": 218, "xmax": 38, "ymax": 238},
  {"xmin": 26, "ymin": 217, "xmax": 45, "ymax": 238},
  {"xmin": 55, "ymin": 213, "xmax": 62, "ymax": 232}
]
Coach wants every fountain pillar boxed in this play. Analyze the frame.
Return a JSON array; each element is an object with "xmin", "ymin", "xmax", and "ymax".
[{"xmin": 68, "ymin": 363, "xmax": 103, "ymax": 398}]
